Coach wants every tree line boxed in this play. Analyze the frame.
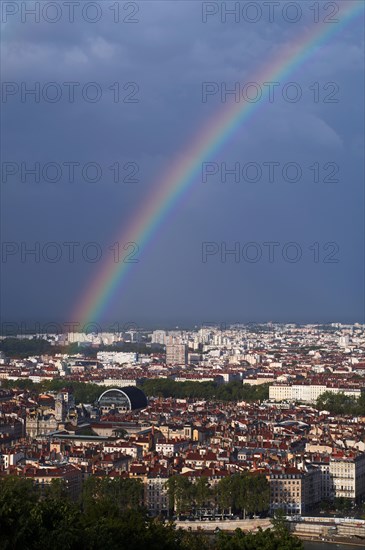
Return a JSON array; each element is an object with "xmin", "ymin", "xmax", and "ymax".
[
  {"xmin": 2, "ymin": 379, "xmax": 269, "ymax": 405},
  {"xmin": 2, "ymin": 378, "xmax": 102, "ymax": 405},
  {"xmin": 0, "ymin": 338, "xmax": 155, "ymax": 359},
  {"xmin": 167, "ymin": 473, "xmax": 270, "ymax": 519},
  {"xmin": 0, "ymin": 476, "xmax": 302, "ymax": 550},
  {"xmin": 140, "ymin": 380, "xmax": 270, "ymax": 402},
  {"xmin": 316, "ymin": 391, "xmax": 365, "ymax": 415}
]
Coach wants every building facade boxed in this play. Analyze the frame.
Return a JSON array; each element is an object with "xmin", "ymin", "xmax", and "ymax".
[
  {"xmin": 270, "ymin": 384, "xmax": 363, "ymax": 404},
  {"xmin": 166, "ymin": 344, "xmax": 188, "ymax": 366}
]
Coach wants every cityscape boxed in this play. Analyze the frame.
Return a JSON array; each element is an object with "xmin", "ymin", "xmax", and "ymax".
[{"xmin": 1, "ymin": 323, "xmax": 365, "ymax": 547}]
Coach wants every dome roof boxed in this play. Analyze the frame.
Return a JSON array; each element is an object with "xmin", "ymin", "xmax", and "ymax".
[{"xmin": 98, "ymin": 386, "xmax": 147, "ymax": 410}]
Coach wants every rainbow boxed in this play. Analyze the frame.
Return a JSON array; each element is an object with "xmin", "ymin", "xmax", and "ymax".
[{"xmin": 74, "ymin": 0, "xmax": 364, "ymax": 326}]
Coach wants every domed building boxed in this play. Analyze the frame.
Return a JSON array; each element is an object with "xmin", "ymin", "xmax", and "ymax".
[{"xmin": 98, "ymin": 386, "xmax": 147, "ymax": 414}]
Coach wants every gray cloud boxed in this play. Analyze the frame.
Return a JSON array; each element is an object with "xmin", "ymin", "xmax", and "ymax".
[{"xmin": 1, "ymin": 0, "xmax": 364, "ymax": 326}]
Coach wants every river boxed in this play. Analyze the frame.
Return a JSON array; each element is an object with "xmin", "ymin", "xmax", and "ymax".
[{"xmin": 303, "ymin": 542, "xmax": 361, "ymax": 550}]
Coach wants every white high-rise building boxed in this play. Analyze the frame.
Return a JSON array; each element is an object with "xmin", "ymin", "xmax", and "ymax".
[
  {"xmin": 166, "ymin": 343, "xmax": 188, "ymax": 365},
  {"xmin": 151, "ymin": 330, "xmax": 167, "ymax": 345}
]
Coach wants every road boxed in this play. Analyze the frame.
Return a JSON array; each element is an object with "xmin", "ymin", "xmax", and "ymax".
[{"xmin": 175, "ymin": 518, "xmax": 273, "ymax": 531}]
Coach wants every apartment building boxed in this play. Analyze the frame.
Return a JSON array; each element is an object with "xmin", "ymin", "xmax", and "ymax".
[
  {"xmin": 269, "ymin": 385, "xmax": 294, "ymax": 401},
  {"xmin": 145, "ymin": 474, "xmax": 169, "ymax": 516},
  {"xmin": 155, "ymin": 439, "xmax": 189, "ymax": 456},
  {"xmin": 270, "ymin": 384, "xmax": 363, "ymax": 404},
  {"xmin": 23, "ymin": 464, "xmax": 82, "ymax": 501},
  {"xmin": 165, "ymin": 344, "xmax": 188, "ymax": 366},
  {"xmin": 269, "ymin": 467, "xmax": 321, "ymax": 515},
  {"xmin": 310, "ymin": 455, "xmax": 333, "ymax": 500},
  {"xmin": 330, "ymin": 453, "xmax": 365, "ymax": 503}
]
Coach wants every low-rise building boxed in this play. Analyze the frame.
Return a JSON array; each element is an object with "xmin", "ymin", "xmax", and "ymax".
[{"xmin": 270, "ymin": 384, "xmax": 363, "ymax": 404}]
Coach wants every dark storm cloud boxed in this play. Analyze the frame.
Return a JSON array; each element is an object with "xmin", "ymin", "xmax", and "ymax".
[{"xmin": 1, "ymin": 0, "xmax": 364, "ymax": 326}]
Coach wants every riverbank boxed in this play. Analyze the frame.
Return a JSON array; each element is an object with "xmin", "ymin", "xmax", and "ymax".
[
  {"xmin": 303, "ymin": 540, "xmax": 365, "ymax": 549},
  {"xmin": 175, "ymin": 517, "xmax": 365, "ymax": 548}
]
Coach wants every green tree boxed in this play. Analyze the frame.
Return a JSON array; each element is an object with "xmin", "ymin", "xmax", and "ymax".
[
  {"xmin": 1, "ymin": 475, "xmax": 302, "ymax": 550},
  {"xmin": 192, "ymin": 477, "xmax": 212, "ymax": 514},
  {"xmin": 215, "ymin": 476, "xmax": 234, "ymax": 516},
  {"xmin": 82, "ymin": 477, "xmax": 143, "ymax": 521},
  {"xmin": 216, "ymin": 526, "xmax": 303, "ymax": 550},
  {"xmin": 333, "ymin": 497, "xmax": 352, "ymax": 514},
  {"xmin": 0, "ymin": 477, "xmax": 37, "ymax": 549},
  {"xmin": 271, "ymin": 509, "xmax": 289, "ymax": 538},
  {"xmin": 316, "ymin": 391, "xmax": 363, "ymax": 415},
  {"xmin": 30, "ymin": 497, "xmax": 82, "ymax": 550},
  {"xmin": 140, "ymin": 380, "xmax": 269, "ymax": 403},
  {"xmin": 219, "ymin": 473, "xmax": 269, "ymax": 518},
  {"xmin": 166, "ymin": 476, "xmax": 193, "ymax": 517}
]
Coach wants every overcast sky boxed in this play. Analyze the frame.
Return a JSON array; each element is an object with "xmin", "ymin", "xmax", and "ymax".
[{"xmin": 1, "ymin": 0, "xmax": 364, "ymax": 330}]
